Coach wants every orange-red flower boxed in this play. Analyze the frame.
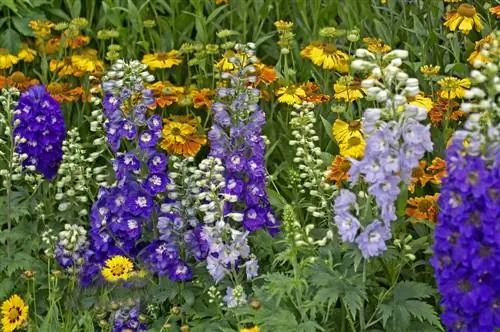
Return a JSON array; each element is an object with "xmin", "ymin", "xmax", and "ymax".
[
  {"xmin": 0, "ymin": 72, "xmax": 39, "ymax": 91},
  {"xmin": 64, "ymin": 34, "xmax": 90, "ymax": 49},
  {"xmin": 160, "ymin": 115, "xmax": 207, "ymax": 157},
  {"xmin": 302, "ymin": 81, "xmax": 330, "ymax": 103},
  {"xmin": 46, "ymin": 82, "xmax": 83, "ymax": 103},
  {"xmin": 406, "ymin": 194, "xmax": 439, "ymax": 223},
  {"xmin": 254, "ymin": 63, "xmax": 277, "ymax": 85},
  {"xmin": 190, "ymin": 88, "xmax": 214, "ymax": 109},
  {"xmin": 428, "ymin": 98, "xmax": 465, "ymax": 125},
  {"xmin": 490, "ymin": 5, "xmax": 500, "ymax": 18},
  {"xmin": 426, "ymin": 157, "xmax": 447, "ymax": 185},
  {"xmin": 325, "ymin": 155, "xmax": 351, "ymax": 188},
  {"xmin": 409, "ymin": 160, "xmax": 429, "ymax": 193},
  {"xmin": 148, "ymin": 81, "xmax": 184, "ymax": 108}
]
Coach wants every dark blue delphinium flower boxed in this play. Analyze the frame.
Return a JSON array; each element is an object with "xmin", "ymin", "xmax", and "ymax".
[
  {"xmin": 13, "ymin": 85, "xmax": 66, "ymax": 179},
  {"xmin": 112, "ymin": 305, "xmax": 147, "ymax": 332},
  {"xmin": 431, "ymin": 140, "xmax": 500, "ymax": 332}
]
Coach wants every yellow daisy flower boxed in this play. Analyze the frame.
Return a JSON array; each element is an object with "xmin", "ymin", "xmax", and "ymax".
[
  {"xmin": 17, "ymin": 44, "xmax": 37, "ymax": 62},
  {"xmin": 274, "ymin": 20, "xmax": 294, "ymax": 31},
  {"xmin": 409, "ymin": 94, "xmax": 434, "ymax": 111},
  {"xmin": 309, "ymin": 44, "xmax": 349, "ymax": 72},
  {"xmin": 300, "ymin": 41, "xmax": 323, "ymax": 59},
  {"xmin": 437, "ymin": 77, "xmax": 471, "ymax": 99},
  {"xmin": 468, "ymin": 34, "xmax": 493, "ymax": 65},
  {"xmin": 275, "ymin": 85, "xmax": 307, "ymax": 105},
  {"xmin": 160, "ymin": 116, "xmax": 207, "ymax": 157},
  {"xmin": 29, "ymin": 20, "xmax": 55, "ymax": 39},
  {"xmin": 332, "ymin": 119, "xmax": 365, "ymax": 159},
  {"xmin": 101, "ymin": 255, "xmax": 134, "ymax": 282},
  {"xmin": 71, "ymin": 49, "xmax": 104, "ymax": 74},
  {"xmin": 0, "ymin": 49, "xmax": 18, "ymax": 70},
  {"xmin": 444, "ymin": 4, "xmax": 484, "ymax": 34},
  {"xmin": 333, "ymin": 76, "xmax": 366, "ymax": 102},
  {"xmin": 142, "ymin": 50, "xmax": 182, "ymax": 70},
  {"xmin": 363, "ymin": 37, "xmax": 392, "ymax": 55},
  {"xmin": 240, "ymin": 327, "xmax": 260, "ymax": 332},
  {"xmin": 419, "ymin": 65, "xmax": 440, "ymax": 77},
  {"xmin": 1, "ymin": 294, "xmax": 29, "ymax": 332}
]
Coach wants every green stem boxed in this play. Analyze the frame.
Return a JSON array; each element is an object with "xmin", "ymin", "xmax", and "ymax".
[{"xmin": 359, "ymin": 259, "xmax": 367, "ymax": 332}]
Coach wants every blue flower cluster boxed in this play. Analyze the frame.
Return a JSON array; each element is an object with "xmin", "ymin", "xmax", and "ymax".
[
  {"xmin": 431, "ymin": 140, "xmax": 500, "ymax": 332},
  {"xmin": 81, "ymin": 60, "xmax": 178, "ymax": 285},
  {"xmin": 112, "ymin": 305, "xmax": 147, "ymax": 332},
  {"xmin": 13, "ymin": 85, "xmax": 66, "ymax": 179},
  {"xmin": 208, "ymin": 43, "xmax": 279, "ymax": 234}
]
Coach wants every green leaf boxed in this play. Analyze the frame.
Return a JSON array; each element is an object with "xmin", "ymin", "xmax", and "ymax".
[
  {"xmin": 0, "ymin": 28, "xmax": 21, "ymax": 54},
  {"xmin": 70, "ymin": 0, "xmax": 82, "ymax": 18},
  {"xmin": 0, "ymin": 0, "xmax": 19, "ymax": 14},
  {"xmin": 404, "ymin": 300, "xmax": 441, "ymax": 327},
  {"xmin": 393, "ymin": 281, "xmax": 435, "ymax": 302},
  {"xmin": 320, "ymin": 115, "xmax": 334, "ymax": 141}
]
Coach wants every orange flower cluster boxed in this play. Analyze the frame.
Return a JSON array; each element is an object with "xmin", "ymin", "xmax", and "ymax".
[
  {"xmin": 160, "ymin": 115, "xmax": 207, "ymax": 157},
  {"xmin": 325, "ymin": 155, "xmax": 351, "ymax": 188},
  {"xmin": 409, "ymin": 158, "xmax": 447, "ymax": 193},
  {"xmin": 0, "ymin": 72, "xmax": 39, "ymax": 91},
  {"xmin": 428, "ymin": 98, "xmax": 465, "ymax": 125},
  {"xmin": 406, "ymin": 194, "xmax": 439, "ymax": 223}
]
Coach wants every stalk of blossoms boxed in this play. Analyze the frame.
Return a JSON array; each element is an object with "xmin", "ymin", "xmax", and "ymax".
[
  {"xmin": 0, "ymin": 87, "xmax": 20, "ymax": 259},
  {"xmin": 432, "ymin": 32, "xmax": 500, "ymax": 332},
  {"xmin": 208, "ymin": 42, "xmax": 279, "ymax": 235},
  {"xmin": 332, "ymin": 48, "xmax": 433, "ymax": 258},
  {"xmin": 81, "ymin": 60, "xmax": 168, "ymax": 286},
  {"xmin": 289, "ymin": 101, "xmax": 335, "ymax": 221}
]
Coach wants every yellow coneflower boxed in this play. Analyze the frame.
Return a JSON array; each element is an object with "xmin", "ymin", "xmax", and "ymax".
[
  {"xmin": 332, "ymin": 119, "xmax": 365, "ymax": 159},
  {"xmin": 333, "ymin": 76, "xmax": 366, "ymax": 102},
  {"xmin": 419, "ymin": 65, "xmax": 440, "ymax": 77},
  {"xmin": 1, "ymin": 294, "xmax": 29, "ymax": 332},
  {"xmin": 309, "ymin": 44, "xmax": 349, "ymax": 72},
  {"xmin": 444, "ymin": 4, "xmax": 484, "ymax": 34},
  {"xmin": 101, "ymin": 256, "xmax": 134, "ymax": 282},
  {"xmin": 17, "ymin": 44, "xmax": 37, "ymax": 62},
  {"xmin": 437, "ymin": 77, "xmax": 471, "ymax": 99},
  {"xmin": 142, "ymin": 50, "xmax": 182, "ymax": 70},
  {"xmin": 0, "ymin": 49, "xmax": 18, "ymax": 70},
  {"xmin": 275, "ymin": 85, "xmax": 307, "ymax": 105},
  {"xmin": 490, "ymin": 5, "xmax": 500, "ymax": 18}
]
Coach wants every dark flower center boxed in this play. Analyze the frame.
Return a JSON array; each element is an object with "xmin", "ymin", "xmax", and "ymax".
[{"xmin": 171, "ymin": 127, "xmax": 182, "ymax": 136}]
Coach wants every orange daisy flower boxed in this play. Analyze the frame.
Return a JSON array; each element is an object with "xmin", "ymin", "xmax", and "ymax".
[
  {"xmin": 190, "ymin": 88, "xmax": 214, "ymax": 109},
  {"xmin": 255, "ymin": 63, "xmax": 277, "ymax": 85},
  {"xmin": 0, "ymin": 72, "xmax": 39, "ymax": 91},
  {"xmin": 428, "ymin": 98, "xmax": 465, "ymax": 125},
  {"xmin": 490, "ymin": 5, "xmax": 500, "ymax": 18},
  {"xmin": 325, "ymin": 155, "xmax": 351, "ymax": 188},
  {"xmin": 46, "ymin": 82, "xmax": 83, "ymax": 103},
  {"xmin": 160, "ymin": 116, "xmax": 207, "ymax": 157},
  {"xmin": 426, "ymin": 157, "xmax": 447, "ymax": 185},
  {"xmin": 302, "ymin": 81, "xmax": 330, "ymax": 103},
  {"xmin": 148, "ymin": 81, "xmax": 184, "ymax": 108},
  {"xmin": 406, "ymin": 194, "xmax": 439, "ymax": 223},
  {"xmin": 408, "ymin": 160, "xmax": 429, "ymax": 193}
]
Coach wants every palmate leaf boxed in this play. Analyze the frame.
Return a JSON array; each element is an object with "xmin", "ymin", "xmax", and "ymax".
[
  {"xmin": 393, "ymin": 281, "xmax": 435, "ymax": 302},
  {"xmin": 379, "ymin": 281, "xmax": 441, "ymax": 331}
]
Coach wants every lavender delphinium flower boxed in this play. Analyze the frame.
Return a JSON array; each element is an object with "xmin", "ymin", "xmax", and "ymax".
[
  {"xmin": 432, "ymin": 33, "xmax": 500, "ymax": 332},
  {"xmin": 208, "ymin": 43, "xmax": 279, "ymax": 235},
  {"xmin": 13, "ymin": 84, "xmax": 66, "ymax": 179},
  {"xmin": 331, "ymin": 48, "xmax": 433, "ymax": 258}
]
